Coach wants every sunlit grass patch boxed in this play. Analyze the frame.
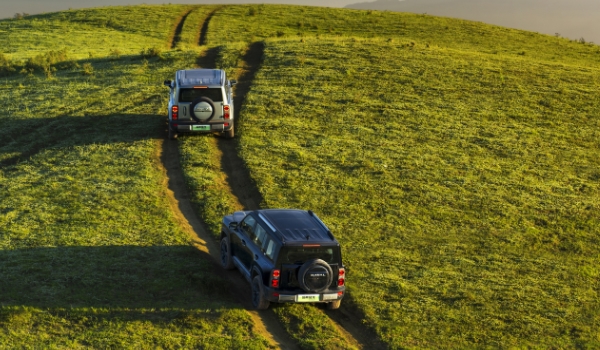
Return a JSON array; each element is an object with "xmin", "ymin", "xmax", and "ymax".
[
  {"xmin": 236, "ymin": 38, "xmax": 600, "ymax": 348},
  {"xmin": 208, "ymin": 5, "xmax": 600, "ymax": 67},
  {"xmin": 0, "ymin": 41, "xmax": 265, "ymax": 346},
  {"xmin": 0, "ymin": 5, "xmax": 191, "ymax": 61}
]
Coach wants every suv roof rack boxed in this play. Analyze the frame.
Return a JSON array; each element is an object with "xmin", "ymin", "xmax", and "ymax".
[{"xmin": 177, "ymin": 69, "xmax": 224, "ymax": 87}]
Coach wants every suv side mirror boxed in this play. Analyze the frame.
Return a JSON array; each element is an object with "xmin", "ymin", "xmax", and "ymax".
[
  {"xmin": 229, "ymin": 222, "xmax": 238, "ymax": 230},
  {"xmin": 229, "ymin": 79, "xmax": 237, "ymax": 86},
  {"xmin": 163, "ymin": 80, "xmax": 172, "ymax": 87}
]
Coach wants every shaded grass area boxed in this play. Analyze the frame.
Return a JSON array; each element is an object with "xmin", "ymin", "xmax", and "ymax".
[
  {"xmin": 236, "ymin": 38, "xmax": 600, "ymax": 348},
  {"xmin": 0, "ymin": 47, "xmax": 270, "ymax": 346},
  {"xmin": 207, "ymin": 5, "xmax": 600, "ymax": 67},
  {"xmin": 0, "ymin": 247, "xmax": 267, "ymax": 349}
]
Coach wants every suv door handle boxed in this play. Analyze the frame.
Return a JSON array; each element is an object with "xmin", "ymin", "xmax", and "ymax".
[{"xmin": 241, "ymin": 240, "xmax": 246, "ymax": 247}]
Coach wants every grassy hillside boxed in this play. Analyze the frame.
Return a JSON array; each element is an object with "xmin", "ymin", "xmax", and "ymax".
[
  {"xmin": 1, "ymin": 4, "xmax": 599, "ymax": 349},
  {"xmin": 234, "ymin": 37, "xmax": 600, "ymax": 348},
  {"xmin": 0, "ymin": 7, "xmax": 268, "ymax": 348},
  {"xmin": 207, "ymin": 4, "xmax": 600, "ymax": 67}
]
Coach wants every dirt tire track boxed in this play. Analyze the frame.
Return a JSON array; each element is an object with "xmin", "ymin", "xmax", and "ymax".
[
  {"xmin": 165, "ymin": 8, "xmax": 386, "ymax": 348},
  {"xmin": 169, "ymin": 7, "xmax": 196, "ymax": 49},
  {"xmin": 155, "ymin": 137, "xmax": 298, "ymax": 350},
  {"xmin": 198, "ymin": 7, "xmax": 223, "ymax": 46},
  {"xmin": 217, "ymin": 42, "xmax": 265, "ymax": 210},
  {"xmin": 155, "ymin": 10, "xmax": 298, "ymax": 349},
  {"xmin": 215, "ymin": 42, "xmax": 386, "ymax": 349}
]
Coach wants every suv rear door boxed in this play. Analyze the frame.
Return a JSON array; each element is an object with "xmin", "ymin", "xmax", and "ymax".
[
  {"xmin": 277, "ymin": 245, "xmax": 342, "ymax": 291},
  {"xmin": 177, "ymin": 87, "xmax": 225, "ymax": 121}
]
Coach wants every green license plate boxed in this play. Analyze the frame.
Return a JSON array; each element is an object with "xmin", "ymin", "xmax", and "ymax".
[
  {"xmin": 296, "ymin": 294, "xmax": 320, "ymax": 302},
  {"xmin": 192, "ymin": 125, "xmax": 210, "ymax": 131}
]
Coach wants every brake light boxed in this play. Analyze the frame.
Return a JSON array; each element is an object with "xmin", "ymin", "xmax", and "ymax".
[
  {"xmin": 270, "ymin": 269, "xmax": 280, "ymax": 288},
  {"xmin": 224, "ymin": 105, "xmax": 230, "ymax": 119},
  {"xmin": 337, "ymin": 267, "xmax": 345, "ymax": 287},
  {"xmin": 171, "ymin": 106, "xmax": 178, "ymax": 120}
]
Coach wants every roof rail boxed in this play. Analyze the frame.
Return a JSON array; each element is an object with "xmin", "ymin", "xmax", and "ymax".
[{"xmin": 258, "ymin": 213, "xmax": 280, "ymax": 239}]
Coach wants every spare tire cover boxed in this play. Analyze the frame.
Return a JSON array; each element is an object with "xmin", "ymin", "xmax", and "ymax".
[
  {"xmin": 298, "ymin": 259, "xmax": 333, "ymax": 293},
  {"xmin": 190, "ymin": 96, "xmax": 215, "ymax": 122}
]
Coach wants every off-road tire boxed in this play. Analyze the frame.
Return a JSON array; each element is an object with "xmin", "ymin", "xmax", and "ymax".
[
  {"xmin": 225, "ymin": 125, "xmax": 234, "ymax": 139},
  {"xmin": 298, "ymin": 259, "xmax": 334, "ymax": 293},
  {"xmin": 327, "ymin": 299, "xmax": 342, "ymax": 310},
  {"xmin": 167, "ymin": 124, "xmax": 178, "ymax": 140},
  {"xmin": 220, "ymin": 236, "xmax": 234, "ymax": 270},
  {"xmin": 251, "ymin": 275, "xmax": 270, "ymax": 310}
]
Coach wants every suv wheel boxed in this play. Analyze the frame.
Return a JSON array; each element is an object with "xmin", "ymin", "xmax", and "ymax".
[
  {"xmin": 251, "ymin": 275, "xmax": 270, "ymax": 310},
  {"xmin": 220, "ymin": 236, "xmax": 234, "ymax": 270},
  {"xmin": 327, "ymin": 300, "xmax": 341, "ymax": 310},
  {"xmin": 168, "ymin": 125, "xmax": 178, "ymax": 140},
  {"xmin": 298, "ymin": 259, "xmax": 333, "ymax": 293},
  {"xmin": 225, "ymin": 125, "xmax": 234, "ymax": 139}
]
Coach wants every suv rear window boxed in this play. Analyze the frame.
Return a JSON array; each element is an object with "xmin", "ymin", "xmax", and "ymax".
[
  {"xmin": 179, "ymin": 88, "xmax": 223, "ymax": 102},
  {"xmin": 280, "ymin": 246, "xmax": 340, "ymax": 265}
]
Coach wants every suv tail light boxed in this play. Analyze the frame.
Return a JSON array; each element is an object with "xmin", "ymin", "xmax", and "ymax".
[
  {"xmin": 171, "ymin": 105, "xmax": 178, "ymax": 120},
  {"xmin": 223, "ymin": 105, "xmax": 230, "ymax": 119},
  {"xmin": 270, "ymin": 269, "xmax": 280, "ymax": 288},
  {"xmin": 337, "ymin": 267, "xmax": 345, "ymax": 287}
]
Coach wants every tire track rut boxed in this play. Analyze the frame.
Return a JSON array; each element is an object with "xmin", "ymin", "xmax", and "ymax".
[
  {"xmin": 215, "ymin": 43, "xmax": 385, "ymax": 349},
  {"xmin": 198, "ymin": 7, "xmax": 223, "ymax": 46},
  {"xmin": 160, "ymin": 9, "xmax": 298, "ymax": 349},
  {"xmin": 165, "ymin": 6, "xmax": 385, "ymax": 349},
  {"xmin": 169, "ymin": 7, "xmax": 195, "ymax": 49}
]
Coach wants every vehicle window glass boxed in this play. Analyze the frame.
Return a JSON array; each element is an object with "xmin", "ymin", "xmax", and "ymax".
[
  {"xmin": 178, "ymin": 88, "xmax": 223, "ymax": 102},
  {"xmin": 281, "ymin": 247, "xmax": 337, "ymax": 264},
  {"xmin": 240, "ymin": 215, "xmax": 256, "ymax": 239},
  {"xmin": 261, "ymin": 234, "xmax": 270, "ymax": 252},
  {"xmin": 265, "ymin": 240, "xmax": 276, "ymax": 260},
  {"xmin": 254, "ymin": 224, "xmax": 266, "ymax": 246}
]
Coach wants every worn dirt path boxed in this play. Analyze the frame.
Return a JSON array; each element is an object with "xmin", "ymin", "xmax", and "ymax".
[
  {"xmin": 169, "ymin": 7, "xmax": 196, "ymax": 49},
  {"xmin": 155, "ymin": 138, "xmax": 298, "ymax": 350},
  {"xmin": 157, "ymin": 6, "xmax": 386, "ymax": 349}
]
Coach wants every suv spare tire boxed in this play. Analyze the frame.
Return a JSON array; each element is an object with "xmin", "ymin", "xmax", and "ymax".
[
  {"xmin": 190, "ymin": 96, "xmax": 215, "ymax": 122},
  {"xmin": 298, "ymin": 259, "xmax": 333, "ymax": 293}
]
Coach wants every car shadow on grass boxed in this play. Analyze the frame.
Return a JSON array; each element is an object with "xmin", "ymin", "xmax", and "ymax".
[
  {"xmin": 0, "ymin": 245, "xmax": 234, "ymax": 310},
  {"xmin": 0, "ymin": 113, "xmax": 166, "ymax": 167}
]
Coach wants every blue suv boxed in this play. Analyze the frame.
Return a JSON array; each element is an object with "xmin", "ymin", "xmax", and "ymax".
[{"xmin": 220, "ymin": 209, "xmax": 346, "ymax": 310}]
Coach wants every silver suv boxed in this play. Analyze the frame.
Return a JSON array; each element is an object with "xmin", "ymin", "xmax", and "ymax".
[{"xmin": 163, "ymin": 69, "xmax": 236, "ymax": 139}]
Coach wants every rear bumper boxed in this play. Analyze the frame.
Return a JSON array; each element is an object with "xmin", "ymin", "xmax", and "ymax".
[
  {"xmin": 169, "ymin": 120, "xmax": 232, "ymax": 133},
  {"xmin": 264, "ymin": 286, "xmax": 345, "ymax": 303}
]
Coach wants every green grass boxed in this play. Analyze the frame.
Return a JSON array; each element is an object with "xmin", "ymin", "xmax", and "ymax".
[
  {"xmin": 233, "ymin": 37, "xmax": 600, "ymax": 348},
  {"xmin": 208, "ymin": 5, "xmax": 600, "ymax": 67},
  {"xmin": 0, "ymin": 5, "xmax": 190, "ymax": 61},
  {"xmin": 175, "ymin": 6, "xmax": 222, "ymax": 50},
  {"xmin": 0, "ymin": 17, "xmax": 269, "ymax": 345},
  {"xmin": 2, "ymin": 3, "xmax": 600, "ymax": 349}
]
